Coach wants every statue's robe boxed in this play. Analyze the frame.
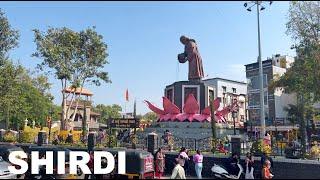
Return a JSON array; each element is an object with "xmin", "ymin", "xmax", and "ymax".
[{"xmin": 184, "ymin": 40, "xmax": 204, "ymax": 80}]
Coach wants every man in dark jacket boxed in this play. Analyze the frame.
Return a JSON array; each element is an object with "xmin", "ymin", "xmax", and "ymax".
[{"xmin": 226, "ymin": 152, "xmax": 240, "ymax": 176}]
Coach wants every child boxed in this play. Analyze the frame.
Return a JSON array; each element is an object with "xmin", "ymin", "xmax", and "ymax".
[{"xmin": 262, "ymin": 160, "xmax": 274, "ymax": 179}]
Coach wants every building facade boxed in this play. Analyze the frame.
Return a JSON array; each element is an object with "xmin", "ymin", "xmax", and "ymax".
[
  {"xmin": 203, "ymin": 78, "xmax": 247, "ymax": 128},
  {"xmin": 164, "ymin": 81, "xmax": 210, "ymax": 112},
  {"xmin": 245, "ymin": 54, "xmax": 297, "ymax": 134},
  {"xmin": 61, "ymin": 87, "xmax": 103, "ymax": 131},
  {"xmin": 163, "ymin": 77, "xmax": 247, "ymax": 128}
]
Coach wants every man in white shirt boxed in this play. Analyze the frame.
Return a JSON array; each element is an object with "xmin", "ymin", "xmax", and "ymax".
[{"xmin": 171, "ymin": 158, "xmax": 186, "ymax": 179}]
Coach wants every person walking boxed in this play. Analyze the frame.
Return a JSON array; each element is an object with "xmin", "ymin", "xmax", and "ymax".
[
  {"xmin": 193, "ymin": 150, "xmax": 203, "ymax": 179},
  {"xmin": 85, "ymin": 151, "xmax": 94, "ymax": 179},
  {"xmin": 178, "ymin": 147, "xmax": 190, "ymax": 176},
  {"xmin": 226, "ymin": 152, "xmax": 240, "ymax": 176},
  {"xmin": 171, "ymin": 158, "xmax": 186, "ymax": 179},
  {"xmin": 262, "ymin": 160, "xmax": 273, "ymax": 179},
  {"xmin": 52, "ymin": 133, "xmax": 60, "ymax": 145},
  {"xmin": 261, "ymin": 152, "xmax": 273, "ymax": 173},
  {"xmin": 155, "ymin": 147, "xmax": 165, "ymax": 179},
  {"xmin": 263, "ymin": 132, "xmax": 271, "ymax": 146},
  {"xmin": 66, "ymin": 130, "xmax": 73, "ymax": 144},
  {"xmin": 245, "ymin": 152, "xmax": 254, "ymax": 179}
]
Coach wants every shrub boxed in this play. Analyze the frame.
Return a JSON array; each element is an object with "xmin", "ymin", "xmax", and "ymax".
[
  {"xmin": 106, "ymin": 135, "xmax": 117, "ymax": 148},
  {"xmin": 21, "ymin": 126, "xmax": 39, "ymax": 143},
  {"xmin": 310, "ymin": 145, "xmax": 320, "ymax": 159},
  {"xmin": 3, "ymin": 132, "xmax": 17, "ymax": 143},
  {"xmin": 58, "ymin": 141, "xmax": 86, "ymax": 148},
  {"xmin": 250, "ymin": 139, "xmax": 271, "ymax": 155},
  {"xmin": 201, "ymin": 123, "xmax": 209, "ymax": 128}
]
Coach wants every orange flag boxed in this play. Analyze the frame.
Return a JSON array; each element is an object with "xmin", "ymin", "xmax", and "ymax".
[{"xmin": 125, "ymin": 89, "xmax": 129, "ymax": 102}]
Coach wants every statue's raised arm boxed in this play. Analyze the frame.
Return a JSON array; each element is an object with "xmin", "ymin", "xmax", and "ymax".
[{"xmin": 178, "ymin": 35, "xmax": 204, "ymax": 81}]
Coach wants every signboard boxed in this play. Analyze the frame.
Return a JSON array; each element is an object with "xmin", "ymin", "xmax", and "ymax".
[
  {"xmin": 247, "ymin": 105, "xmax": 260, "ymax": 110},
  {"xmin": 144, "ymin": 156, "xmax": 154, "ymax": 172},
  {"xmin": 109, "ymin": 118, "xmax": 140, "ymax": 128},
  {"xmin": 275, "ymin": 118, "xmax": 285, "ymax": 126},
  {"xmin": 245, "ymin": 59, "xmax": 273, "ymax": 71}
]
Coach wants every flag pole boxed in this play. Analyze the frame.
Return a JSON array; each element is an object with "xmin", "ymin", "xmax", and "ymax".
[
  {"xmin": 125, "ymin": 89, "xmax": 129, "ymax": 118},
  {"xmin": 124, "ymin": 102, "xmax": 127, "ymax": 118}
]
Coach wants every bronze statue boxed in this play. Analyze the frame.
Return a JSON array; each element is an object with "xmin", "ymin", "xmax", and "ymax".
[{"xmin": 178, "ymin": 35, "xmax": 204, "ymax": 81}]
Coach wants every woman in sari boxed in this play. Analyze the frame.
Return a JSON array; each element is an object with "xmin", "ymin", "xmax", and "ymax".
[{"xmin": 155, "ymin": 147, "xmax": 165, "ymax": 179}]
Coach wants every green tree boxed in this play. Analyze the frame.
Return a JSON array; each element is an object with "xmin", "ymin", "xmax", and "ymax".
[
  {"xmin": 51, "ymin": 104, "xmax": 62, "ymax": 122},
  {"xmin": 33, "ymin": 27, "xmax": 79, "ymax": 130},
  {"xmin": 0, "ymin": 8, "xmax": 19, "ymax": 61},
  {"xmin": 33, "ymin": 27, "xmax": 111, "ymax": 133},
  {"xmin": 210, "ymin": 100, "xmax": 217, "ymax": 153},
  {"xmin": 93, "ymin": 104, "xmax": 122, "ymax": 123},
  {"xmin": 0, "ymin": 61, "xmax": 24, "ymax": 129},
  {"xmin": 0, "ymin": 61, "xmax": 56, "ymax": 130},
  {"xmin": 271, "ymin": 1, "xmax": 320, "ymax": 156},
  {"xmin": 0, "ymin": 9, "xmax": 56, "ymax": 130},
  {"xmin": 142, "ymin": 112, "xmax": 158, "ymax": 123},
  {"xmin": 284, "ymin": 104, "xmax": 300, "ymax": 128},
  {"xmin": 0, "ymin": 9, "xmax": 20, "ymax": 129},
  {"xmin": 286, "ymin": 1, "xmax": 320, "ymax": 45}
]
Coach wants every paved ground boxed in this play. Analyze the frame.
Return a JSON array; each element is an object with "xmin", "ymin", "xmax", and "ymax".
[{"xmin": 162, "ymin": 175, "xmax": 211, "ymax": 179}]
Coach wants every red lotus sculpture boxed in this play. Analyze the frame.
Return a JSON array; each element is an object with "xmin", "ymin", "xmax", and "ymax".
[{"xmin": 144, "ymin": 94, "xmax": 237, "ymax": 123}]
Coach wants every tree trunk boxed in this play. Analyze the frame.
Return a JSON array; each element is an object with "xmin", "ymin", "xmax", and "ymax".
[
  {"xmin": 70, "ymin": 79, "xmax": 85, "ymax": 122},
  {"xmin": 71, "ymin": 92, "xmax": 83, "ymax": 122},
  {"xmin": 82, "ymin": 95, "xmax": 88, "ymax": 140},
  {"xmin": 210, "ymin": 100, "xmax": 216, "ymax": 153},
  {"xmin": 5, "ymin": 107, "xmax": 9, "ymax": 130},
  {"xmin": 60, "ymin": 79, "xmax": 67, "ymax": 130},
  {"xmin": 298, "ymin": 93, "xmax": 307, "ymax": 156},
  {"xmin": 65, "ymin": 91, "xmax": 76, "ymax": 122}
]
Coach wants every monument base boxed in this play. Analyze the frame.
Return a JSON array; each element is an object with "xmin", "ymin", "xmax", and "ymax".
[{"xmin": 164, "ymin": 80, "xmax": 214, "ymax": 112}]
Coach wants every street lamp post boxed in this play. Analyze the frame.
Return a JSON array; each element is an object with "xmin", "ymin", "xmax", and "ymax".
[
  {"xmin": 48, "ymin": 107, "xmax": 53, "ymax": 144},
  {"xmin": 250, "ymin": 120, "xmax": 253, "ymax": 140},
  {"xmin": 274, "ymin": 117, "xmax": 278, "ymax": 154},
  {"xmin": 244, "ymin": 1, "xmax": 272, "ymax": 138},
  {"xmin": 232, "ymin": 111, "xmax": 238, "ymax": 135}
]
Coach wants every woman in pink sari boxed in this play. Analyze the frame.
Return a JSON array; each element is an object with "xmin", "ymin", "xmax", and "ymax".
[{"xmin": 155, "ymin": 147, "xmax": 165, "ymax": 179}]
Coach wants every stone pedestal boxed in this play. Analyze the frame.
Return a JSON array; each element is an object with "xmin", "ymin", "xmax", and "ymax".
[
  {"xmin": 230, "ymin": 136, "xmax": 241, "ymax": 156},
  {"xmin": 164, "ymin": 81, "xmax": 214, "ymax": 112},
  {"xmin": 88, "ymin": 132, "xmax": 96, "ymax": 152},
  {"xmin": 147, "ymin": 132, "xmax": 158, "ymax": 154},
  {"xmin": 0, "ymin": 129, "xmax": 5, "ymax": 141},
  {"xmin": 37, "ymin": 131, "xmax": 48, "ymax": 146}
]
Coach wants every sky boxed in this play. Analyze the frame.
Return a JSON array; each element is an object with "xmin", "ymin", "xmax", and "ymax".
[{"xmin": 0, "ymin": 1, "xmax": 296, "ymax": 115}]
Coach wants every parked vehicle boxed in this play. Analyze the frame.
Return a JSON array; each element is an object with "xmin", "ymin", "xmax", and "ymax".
[
  {"xmin": 0, "ymin": 144, "xmax": 24, "ymax": 161},
  {"xmin": 102, "ymin": 148, "xmax": 155, "ymax": 179},
  {"xmin": 26, "ymin": 145, "xmax": 80, "ymax": 179},
  {"xmin": 0, "ymin": 144, "xmax": 26, "ymax": 179},
  {"xmin": 285, "ymin": 141, "xmax": 302, "ymax": 159},
  {"xmin": 0, "ymin": 156, "xmax": 17, "ymax": 179},
  {"xmin": 211, "ymin": 163, "xmax": 244, "ymax": 179}
]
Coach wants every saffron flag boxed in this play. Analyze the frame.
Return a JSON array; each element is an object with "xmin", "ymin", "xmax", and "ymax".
[{"xmin": 125, "ymin": 89, "xmax": 129, "ymax": 102}]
